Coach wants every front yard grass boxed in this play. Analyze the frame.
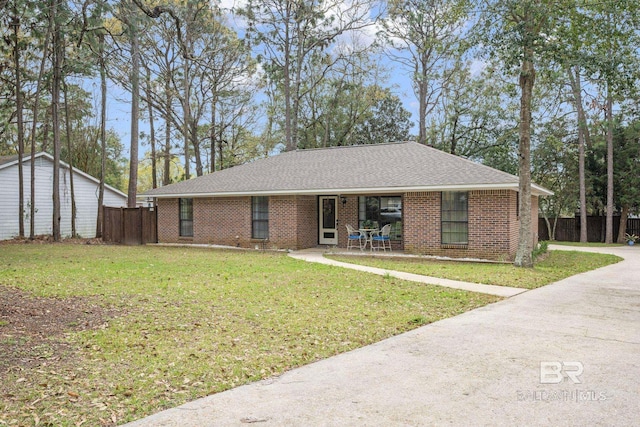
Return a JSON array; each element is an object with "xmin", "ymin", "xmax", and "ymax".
[
  {"xmin": 327, "ymin": 250, "xmax": 621, "ymax": 289},
  {"xmin": 0, "ymin": 244, "xmax": 498, "ymax": 426},
  {"xmin": 548, "ymin": 241, "xmax": 625, "ymax": 247}
]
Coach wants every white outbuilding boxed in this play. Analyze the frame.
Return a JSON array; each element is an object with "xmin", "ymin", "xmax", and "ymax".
[{"xmin": 0, "ymin": 152, "xmax": 127, "ymax": 240}]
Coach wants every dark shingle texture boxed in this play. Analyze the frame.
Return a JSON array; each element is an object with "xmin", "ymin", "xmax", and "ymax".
[
  {"xmin": 144, "ymin": 142, "xmax": 543, "ymax": 197},
  {"xmin": 0, "ymin": 155, "xmax": 19, "ymax": 167}
]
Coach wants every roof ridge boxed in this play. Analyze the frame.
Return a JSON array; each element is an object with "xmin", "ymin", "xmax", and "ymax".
[{"xmin": 293, "ymin": 141, "xmax": 410, "ymax": 153}]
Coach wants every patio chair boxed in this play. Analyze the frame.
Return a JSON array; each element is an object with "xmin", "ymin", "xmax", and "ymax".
[
  {"xmin": 372, "ymin": 224, "xmax": 392, "ymax": 251},
  {"xmin": 346, "ymin": 224, "xmax": 365, "ymax": 250}
]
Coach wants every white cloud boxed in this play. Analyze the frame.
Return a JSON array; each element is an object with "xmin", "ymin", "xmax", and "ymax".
[
  {"xmin": 469, "ymin": 59, "xmax": 487, "ymax": 77},
  {"xmin": 216, "ymin": 0, "xmax": 245, "ymax": 12}
]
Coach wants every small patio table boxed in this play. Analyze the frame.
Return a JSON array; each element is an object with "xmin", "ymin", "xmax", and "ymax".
[{"xmin": 359, "ymin": 228, "xmax": 379, "ymax": 251}]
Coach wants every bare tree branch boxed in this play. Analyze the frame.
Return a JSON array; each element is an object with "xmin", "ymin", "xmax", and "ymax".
[{"xmin": 131, "ymin": 0, "xmax": 192, "ymax": 59}]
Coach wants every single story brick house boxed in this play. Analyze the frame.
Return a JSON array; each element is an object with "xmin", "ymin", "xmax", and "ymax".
[{"xmin": 142, "ymin": 141, "xmax": 552, "ymax": 260}]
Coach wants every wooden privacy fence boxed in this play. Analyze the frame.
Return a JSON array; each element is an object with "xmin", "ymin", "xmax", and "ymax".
[
  {"xmin": 539, "ymin": 216, "xmax": 640, "ymax": 242},
  {"xmin": 103, "ymin": 206, "xmax": 157, "ymax": 245}
]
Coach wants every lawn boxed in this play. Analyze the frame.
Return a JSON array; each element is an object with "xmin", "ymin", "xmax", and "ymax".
[
  {"xmin": 327, "ymin": 249, "xmax": 621, "ymax": 289},
  {"xmin": 0, "ymin": 244, "xmax": 498, "ymax": 426},
  {"xmin": 548, "ymin": 241, "xmax": 626, "ymax": 248}
]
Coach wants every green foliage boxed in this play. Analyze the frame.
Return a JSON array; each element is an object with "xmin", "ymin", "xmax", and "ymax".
[
  {"xmin": 533, "ymin": 117, "xmax": 579, "ymax": 220},
  {"xmin": 61, "ymin": 127, "xmax": 126, "ymax": 191},
  {"xmin": 612, "ymin": 120, "xmax": 640, "ymax": 214},
  {"xmin": 351, "ymin": 88, "xmax": 412, "ymax": 144},
  {"xmin": 299, "ymin": 82, "xmax": 412, "ymax": 148},
  {"xmin": 586, "ymin": 116, "xmax": 640, "ymax": 216},
  {"xmin": 429, "ymin": 64, "xmax": 518, "ymax": 162},
  {"xmin": 532, "ymin": 240, "xmax": 548, "ymax": 260}
]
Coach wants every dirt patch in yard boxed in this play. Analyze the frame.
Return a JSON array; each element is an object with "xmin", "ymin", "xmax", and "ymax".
[{"xmin": 0, "ymin": 285, "xmax": 116, "ymax": 380}]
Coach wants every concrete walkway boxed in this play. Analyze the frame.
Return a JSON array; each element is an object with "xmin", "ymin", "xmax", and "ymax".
[
  {"xmin": 288, "ymin": 248, "xmax": 526, "ymax": 297},
  {"xmin": 125, "ymin": 245, "xmax": 640, "ymax": 426}
]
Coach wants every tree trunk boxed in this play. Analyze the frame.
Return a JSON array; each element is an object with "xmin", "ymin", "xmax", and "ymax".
[
  {"xmin": 291, "ymin": 21, "xmax": 303, "ymax": 152},
  {"xmin": 566, "ymin": 66, "xmax": 591, "ymax": 242},
  {"xmin": 283, "ymin": 5, "xmax": 294, "ymax": 152},
  {"xmin": 163, "ymin": 80, "xmax": 171, "ymax": 186},
  {"xmin": 514, "ymin": 53, "xmax": 535, "ymax": 268},
  {"xmin": 218, "ymin": 124, "xmax": 224, "ymax": 170},
  {"xmin": 127, "ymin": 8, "xmax": 140, "ymax": 208},
  {"xmin": 30, "ymin": 20, "xmax": 50, "ymax": 239},
  {"xmin": 604, "ymin": 84, "xmax": 614, "ymax": 244},
  {"xmin": 12, "ymin": 11, "xmax": 25, "ymax": 237},
  {"xmin": 63, "ymin": 82, "xmax": 77, "ymax": 237},
  {"xmin": 42, "ymin": 119, "xmax": 50, "ymax": 154},
  {"xmin": 577, "ymin": 121, "xmax": 587, "ymax": 242},
  {"xmin": 551, "ymin": 215, "xmax": 559, "ymax": 242},
  {"xmin": 417, "ymin": 60, "xmax": 428, "ymax": 145},
  {"xmin": 192, "ymin": 119, "xmax": 202, "ymax": 176},
  {"xmin": 210, "ymin": 92, "xmax": 217, "ymax": 172},
  {"xmin": 96, "ymin": 33, "xmax": 107, "ymax": 238},
  {"xmin": 51, "ymin": 0, "xmax": 62, "ymax": 242},
  {"xmin": 617, "ymin": 205, "xmax": 629, "ymax": 243},
  {"xmin": 450, "ymin": 115, "xmax": 459, "ymax": 155},
  {"xmin": 182, "ymin": 59, "xmax": 191, "ymax": 180},
  {"xmin": 543, "ymin": 214, "xmax": 553, "ymax": 241},
  {"xmin": 146, "ymin": 67, "xmax": 157, "ymax": 188},
  {"xmin": 181, "ymin": 5, "xmax": 192, "ymax": 179}
]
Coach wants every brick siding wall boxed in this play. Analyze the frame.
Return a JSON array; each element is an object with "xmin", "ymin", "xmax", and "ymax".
[
  {"xmin": 297, "ymin": 196, "xmax": 318, "ymax": 249},
  {"xmin": 403, "ymin": 190, "xmax": 523, "ymax": 261},
  {"xmin": 157, "ymin": 198, "xmax": 180, "ymax": 242},
  {"xmin": 156, "ymin": 191, "xmax": 536, "ymax": 260},
  {"xmin": 270, "ymin": 196, "xmax": 300, "ymax": 249},
  {"xmin": 157, "ymin": 195, "xmax": 319, "ymax": 250},
  {"xmin": 338, "ymin": 196, "xmax": 360, "ymax": 248}
]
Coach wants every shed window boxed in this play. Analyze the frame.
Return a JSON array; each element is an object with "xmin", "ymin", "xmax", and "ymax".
[
  {"xmin": 252, "ymin": 196, "xmax": 269, "ymax": 239},
  {"xmin": 441, "ymin": 192, "xmax": 468, "ymax": 244},
  {"xmin": 179, "ymin": 198, "xmax": 193, "ymax": 237}
]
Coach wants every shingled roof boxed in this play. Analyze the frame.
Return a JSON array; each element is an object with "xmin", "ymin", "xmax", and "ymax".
[
  {"xmin": 0, "ymin": 154, "xmax": 19, "ymax": 167},
  {"xmin": 142, "ymin": 141, "xmax": 552, "ymax": 198}
]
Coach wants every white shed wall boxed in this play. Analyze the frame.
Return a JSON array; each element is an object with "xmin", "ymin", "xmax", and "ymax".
[{"xmin": 0, "ymin": 156, "xmax": 127, "ymax": 240}]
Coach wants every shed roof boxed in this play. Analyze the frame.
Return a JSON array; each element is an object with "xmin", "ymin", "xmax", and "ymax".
[
  {"xmin": 142, "ymin": 141, "xmax": 552, "ymax": 198},
  {"xmin": 0, "ymin": 152, "xmax": 127, "ymax": 198},
  {"xmin": 0, "ymin": 154, "xmax": 20, "ymax": 167}
]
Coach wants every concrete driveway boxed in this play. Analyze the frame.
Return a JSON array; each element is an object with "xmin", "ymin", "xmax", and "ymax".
[{"xmin": 125, "ymin": 245, "xmax": 640, "ymax": 426}]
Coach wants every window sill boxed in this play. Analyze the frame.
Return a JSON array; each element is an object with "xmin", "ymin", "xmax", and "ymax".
[{"xmin": 441, "ymin": 244, "xmax": 468, "ymax": 249}]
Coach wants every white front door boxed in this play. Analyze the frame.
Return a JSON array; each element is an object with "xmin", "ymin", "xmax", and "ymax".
[{"xmin": 319, "ymin": 196, "xmax": 338, "ymax": 245}]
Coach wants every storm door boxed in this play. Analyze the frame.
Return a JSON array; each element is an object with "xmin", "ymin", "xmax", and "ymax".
[{"xmin": 319, "ymin": 196, "xmax": 338, "ymax": 245}]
